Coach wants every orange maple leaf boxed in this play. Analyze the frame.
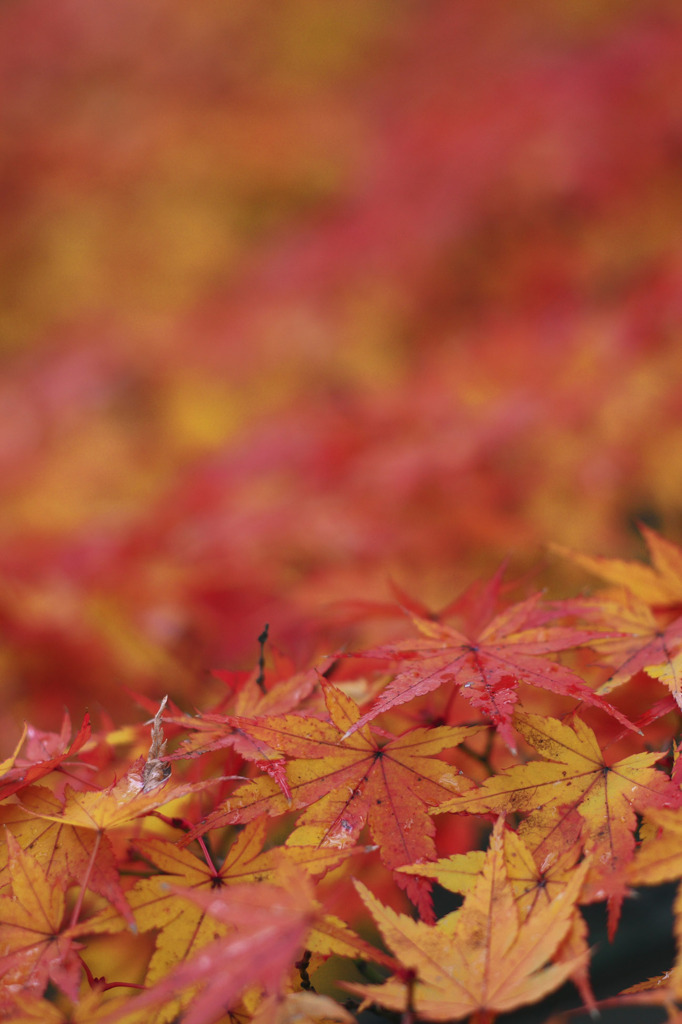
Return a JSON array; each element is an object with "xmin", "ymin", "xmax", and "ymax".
[
  {"xmin": 186, "ymin": 684, "xmax": 479, "ymax": 919},
  {"xmin": 400, "ymin": 823, "xmax": 595, "ymax": 1009},
  {"xmin": 343, "ymin": 590, "xmax": 634, "ymax": 751},
  {"xmin": 0, "ymin": 786, "xmax": 135, "ymax": 928},
  {"xmin": 84, "ymin": 816, "xmax": 386, "ymax": 984},
  {"xmin": 553, "ymin": 526, "xmax": 682, "ymax": 608},
  {"xmin": 628, "ymin": 805, "xmax": 682, "ymax": 893},
  {"xmin": 0, "ymin": 832, "xmax": 83, "ymax": 1007},
  {"xmin": 345, "ymin": 820, "xmax": 589, "ymax": 1022},
  {"xmin": 93, "ymin": 866, "xmax": 320, "ymax": 1024},
  {"xmin": 18, "ymin": 752, "xmax": 224, "ymax": 938},
  {"xmin": 434, "ymin": 710, "xmax": 682, "ymax": 934},
  {"xmin": 557, "ymin": 590, "xmax": 682, "ymax": 704},
  {"xmin": 553, "ymin": 532, "xmax": 682, "ymax": 708},
  {"xmin": 23, "ymin": 773, "xmax": 208, "ymax": 831}
]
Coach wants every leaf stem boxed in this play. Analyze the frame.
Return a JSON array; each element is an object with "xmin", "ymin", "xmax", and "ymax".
[
  {"xmin": 400, "ymin": 969, "xmax": 417, "ymax": 1024},
  {"xmin": 80, "ymin": 956, "xmax": 145, "ymax": 992},
  {"xmin": 146, "ymin": 809, "xmax": 218, "ymax": 875},
  {"xmin": 70, "ymin": 829, "xmax": 101, "ymax": 930}
]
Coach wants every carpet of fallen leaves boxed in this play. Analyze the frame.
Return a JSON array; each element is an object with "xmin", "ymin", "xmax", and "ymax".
[{"xmin": 3, "ymin": 2, "xmax": 682, "ymax": 1022}]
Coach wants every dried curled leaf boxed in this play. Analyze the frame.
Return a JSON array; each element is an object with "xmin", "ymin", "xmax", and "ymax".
[{"xmin": 141, "ymin": 695, "xmax": 172, "ymax": 793}]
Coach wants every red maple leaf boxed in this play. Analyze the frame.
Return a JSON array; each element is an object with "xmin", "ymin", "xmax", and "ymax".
[
  {"xmin": 344, "ymin": 587, "xmax": 634, "ymax": 751},
  {"xmin": 185, "ymin": 685, "xmax": 480, "ymax": 920},
  {"xmin": 0, "ymin": 713, "xmax": 91, "ymax": 801}
]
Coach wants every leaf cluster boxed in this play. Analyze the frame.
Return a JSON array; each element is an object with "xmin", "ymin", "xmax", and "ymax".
[{"xmin": 4, "ymin": 529, "xmax": 682, "ymax": 1023}]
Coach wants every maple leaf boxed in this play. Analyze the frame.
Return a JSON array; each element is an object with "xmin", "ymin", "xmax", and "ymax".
[
  {"xmin": 553, "ymin": 531, "xmax": 682, "ymax": 710},
  {"xmin": 22, "ymin": 721, "xmax": 220, "ymax": 833},
  {"xmin": 251, "ymin": 991, "xmax": 355, "ymax": 1024},
  {"xmin": 560, "ymin": 591, "xmax": 682, "ymax": 698},
  {"xmin": 0, "ymin": 832, "xmax": 83, "ymax": 1007},
  {"xmin": 84, "ymin": 817, "xmax": 381, "ymax": 984},
  {"xmin": 15, "ymin": 750, "xmax": 226, "ymax": 940},
  {"xmin": 21, "ymin": 772, "xmax": 205, "ymax": 831},
  {"xmin": 552, "ymin": 587, "xmax": 682, "ymax": 714},
  {"xmin": 333, "ymin": 561, "xmax": 514, "ymax": 635},
  {"xmin": 0, "ymin": 722, "xmax": 28, "ymax": 775},
  {"xmin": 186, "ymin": 684, "xmax": 479, "ymax": 919},
  {"xmin": 0, "ymin": 990, "xmax": 151, "ymax": 1024},
  {"xmin": 625, "ymin": 804, "xmax": 682, "ymax": 995},
  {"xmin": 553, "ymin": 526, "xmax": 682, "ymax": 608},
  {"xmin": 399, "ymin": 847, "xmax": 487, "ymax": 895},
  {"xmin": 0, "ymin": 712, "xmax": 91, "ymax": 801},
  {"xmin": 92, "ymin": 866, "xmax": 320, "ymax": 1024},
  {"xmin": 0, "ymin": 786, "xmax": 135, "ymax": 927},
  {"xmin": 344, "ymin": 589, "xmax": 635, "ymax": 751},
  {"xmin": 400, "ymin": 824, "xmax": 595, "ymax": 1009},
  {"xmin": 434, "ymin": 710, "xmax": 682, "ymax": 935},
  {"xmin": 167, "ymin": 651, "xmax": 330, "ymax": 762},
  {"xmin": 628, "ymin": 806, "xmax": 682, "ymax": 901},
  {"xmin": 344, "ymin": 820, "xmax": 589, "ymax": 1022}
]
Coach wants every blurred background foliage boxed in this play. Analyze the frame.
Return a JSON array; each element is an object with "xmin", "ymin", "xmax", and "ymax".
[{"xmin": 2, "ymin": 0, "xmax": 682, "ymax": 730}]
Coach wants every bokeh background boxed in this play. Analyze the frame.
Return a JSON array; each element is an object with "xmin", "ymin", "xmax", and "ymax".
[{"xmin": 2, "ymin": 0, "xmax": 682, "ymax": 732}]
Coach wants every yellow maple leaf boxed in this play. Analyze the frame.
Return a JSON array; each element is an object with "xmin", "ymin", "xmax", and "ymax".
[
  {"xmin": 400, "ymin": 825, "xmax": 594, "ymax": 1010},
  {"xmin": 0, "ymin": 832, "xmax": 83, "ymax": 1005},
  {"xmin": 433, "ymin": 710, "xmax": 681, "ymax": 934},
  {"xmin": 345, "ymin": 820, "xmax": 589, "ymax": 1021},
  {"xmin": 552, "ymin": 526, "xmax": 682, "ymax": 607},
  {"xmin": 22, "ymin": 772, "xmax": 212, "ymax": 831},
  {"xmin": 84, "ymin": 817, "xmax": 386, "ymax": 985}
]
